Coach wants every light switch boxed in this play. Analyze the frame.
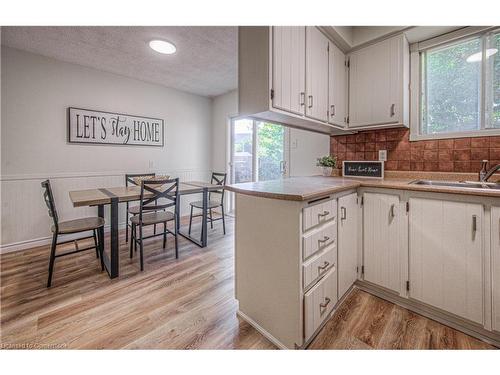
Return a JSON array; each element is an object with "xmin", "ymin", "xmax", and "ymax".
[{"xmin": 379, "ymin": 150, "xmax": 387, "ymax": 161}]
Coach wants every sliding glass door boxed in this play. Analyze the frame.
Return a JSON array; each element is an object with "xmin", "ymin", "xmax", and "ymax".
[{"xmin": 230, "ymin": 118, "xmax": 289, "ymax": 184}]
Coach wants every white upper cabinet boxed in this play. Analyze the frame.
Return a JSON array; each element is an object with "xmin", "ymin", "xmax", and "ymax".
[
  {"xmin": 328, "ymin": 42, "xmax": 347, "ymax": 127},
  {"xmin": 348, "ymin": 34, "xmax": 409, "ymax": 129},
  {"xmin": 338, "ymin": 193, "xmax": 359, "ymax": 299},
  {"xmin": 409, "ymin": 198, "xmax": 484, "ymax": 325},
  {"xmin": 272, "ymin": 27, "xmax": 306, "ymax": 116},
  {"xmin": 363, "ymin": 192, "xmax": 401, "ymax": 294},
  {"xmin": 305, "ymin": 27, "xmax": 329, "ymax": 123}
]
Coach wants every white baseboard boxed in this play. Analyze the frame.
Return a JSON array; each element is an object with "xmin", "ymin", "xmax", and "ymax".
[
  {"xmin": 236, "ymin": 310, "xmax": 289, "ymax": 350},
  {"xmin": 0, "ymin": 222, "xmax": 128, "ymax": 254}
]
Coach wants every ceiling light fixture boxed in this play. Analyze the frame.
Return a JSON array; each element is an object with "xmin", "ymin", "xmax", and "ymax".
[
  {"xmin": 149, "ymin": 39, "xmax": 176, "ymax": 55},
  {"xmin": 466, "ymin": 48, "xmax": 498, "ymax": 63}
]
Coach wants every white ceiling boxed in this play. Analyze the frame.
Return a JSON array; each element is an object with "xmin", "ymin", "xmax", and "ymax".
[{"xmin": 1, "ymin": 26, "xmax": 238, "ymax": 97}]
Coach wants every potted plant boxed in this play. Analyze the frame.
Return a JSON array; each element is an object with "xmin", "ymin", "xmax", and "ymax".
[{"xmin": 316, "ymin": 155, "xmax": 337, "ymax": 177}]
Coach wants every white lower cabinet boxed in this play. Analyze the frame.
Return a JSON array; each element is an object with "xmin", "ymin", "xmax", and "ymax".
[
  {"xmin": 338, "ymin": 192, "xmax": 359, "ymax": 299},
  {"xmin": 362, "ymin": 192, "xmax": 401, "ymax": 293},
  {"xmin": 304, "ymin": 266, "xmax": 337, "ymax": 340},
  {"xmin": 408, "ymin": 198, "xmax": 484, "ymax": 325},
  {"xmin": 491, "ymin": 207, "xmax": 500, "ymax": 332}
]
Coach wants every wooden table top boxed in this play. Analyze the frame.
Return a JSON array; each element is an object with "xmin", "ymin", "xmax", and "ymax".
[{"xmin": 69, "ymin": 181, "xmax": 222, "ymax": 207}]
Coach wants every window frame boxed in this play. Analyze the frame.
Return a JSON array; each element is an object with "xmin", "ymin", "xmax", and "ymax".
[{"xmin": 410, "ymin": 26, "xmax": 500, "ymax": 141}]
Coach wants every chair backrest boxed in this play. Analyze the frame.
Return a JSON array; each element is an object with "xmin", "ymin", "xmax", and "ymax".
[
  {"xmin": 41, "ymin": 179, "xmax": 59, "ymax": 231},
  {"xmin": 209, "ymin": 172, "xmax": 227, "ymax": 204},
  {"xmin": 138, "ymin": 178, "xmax": 179, "ymax": 222},
  {"xmin": 125, "ymin": 173, "xmax": 156, "ymax": 187}
]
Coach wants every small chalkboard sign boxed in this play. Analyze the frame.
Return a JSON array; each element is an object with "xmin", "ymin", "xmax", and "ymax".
[{"xmin": 342, "ymin": 161, "xmax": 384, "ymax": 179}]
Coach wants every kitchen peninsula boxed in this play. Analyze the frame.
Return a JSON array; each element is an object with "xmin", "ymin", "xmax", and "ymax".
[{"xmin": 227, "ymin": 175, "xmax": 500, "ymax": 349}]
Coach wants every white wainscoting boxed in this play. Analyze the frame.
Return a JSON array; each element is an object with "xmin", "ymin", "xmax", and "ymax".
[{"xmin": 0, "ymin": 169, "xmax": 211, "ymax": 253}]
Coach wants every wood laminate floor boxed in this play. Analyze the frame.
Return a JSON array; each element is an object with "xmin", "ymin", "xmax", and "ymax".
[{"xmin": 0, "ymin": 217, "xmax": 495, "ymax": 349}]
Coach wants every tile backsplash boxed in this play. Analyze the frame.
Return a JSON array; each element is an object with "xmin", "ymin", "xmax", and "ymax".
[{"xmin": 330, "ymin": 128, "xmax": 500, "ymax": 173}]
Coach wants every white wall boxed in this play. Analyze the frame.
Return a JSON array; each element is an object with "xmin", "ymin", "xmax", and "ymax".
[
  {"xmin": 289, "ymin": 128, "xmax": 329, "ymax": 177},
  {"xmin": 1, "ymin": 47, "xmax": 213, "ymax": 250},
  {"xmin": 211, "ymin": 89, "xmax": 238, "ymax": 173}
]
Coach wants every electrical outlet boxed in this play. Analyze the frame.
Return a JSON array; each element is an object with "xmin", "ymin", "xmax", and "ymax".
[{"xmin": 379, "ymin": 150, "xmax": 387, "ymax": 161}]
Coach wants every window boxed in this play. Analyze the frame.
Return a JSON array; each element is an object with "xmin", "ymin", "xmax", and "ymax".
[
  {"xmin": 230, "ymin": 118, "xmax": 289, "ymax": 184},
  {"xmin": 416, "ymin": 28, "xmax": 500, "ymax": 139}
]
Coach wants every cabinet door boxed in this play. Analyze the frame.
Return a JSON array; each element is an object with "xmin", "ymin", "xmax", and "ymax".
[
  {"xmin": 328, "ymin": 42, "xmax": 347, "ymax": 127},
  {"xmin": 492, "ymin": 207, "xmax": 500, "ymax": 332},
  {"xmin": 305, "ymin": 26, "xmax": 329, "ymax": 122},
  {"xmin": 272, "ymin": 27, "xmax": 306, "ymax": 115},
  {"xmin": 348, "ymin": 35, "xmax": 402, "ymax": 127},
  {"xmin": 363, "ymin": 193, "xmax": 400, "ymax": 293},
  {"xmin": 338, "ymin": 193, "xmax": 359, "ymax": 298},
  {"xmin": 409, "ymin": 198, "xmax": 483, "ymax": 325}
]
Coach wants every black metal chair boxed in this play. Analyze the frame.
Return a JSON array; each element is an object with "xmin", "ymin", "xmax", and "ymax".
[
  {"xmin": 130, "ymin": 178, "xmax": 179, "ymax": 271},
  {"xmin": 188, "ymin": 172, "xmax": 227, "ymax": 235},
  {"xmin": 125, "ymin": 173, "xmax": 155, "ymax": 242},
  {"xmin": 41, "ymin": 180, "xmax": 105, "ymax": 287}
]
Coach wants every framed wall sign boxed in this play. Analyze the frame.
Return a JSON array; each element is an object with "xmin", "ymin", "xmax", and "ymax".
[
  {"xmin": 342, "ymin": 161, "xmax": 384, "ymax": 179},
  {"xmin": 68, "ymin": 107, "xmax": 164, "ymax": 147}
]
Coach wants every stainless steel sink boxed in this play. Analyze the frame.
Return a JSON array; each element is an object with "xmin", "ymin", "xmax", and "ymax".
[{"xmin": 409, "ymin": 180, "xmax": 500, "ymax": 190}]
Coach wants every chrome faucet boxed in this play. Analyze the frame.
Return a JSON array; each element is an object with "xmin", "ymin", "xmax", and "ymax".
[{"xmin": 479, "ymin": 160, "xmax": 500, "ymax": 182}]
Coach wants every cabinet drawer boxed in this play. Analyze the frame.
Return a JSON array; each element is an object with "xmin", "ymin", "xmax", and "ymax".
[
  {"xmin": 303, "ymin": 244, "xmax": 336, "ymax": 291},
  {"xmin": 302, "ymin": 221, "xmax": 336, "ymax": 260},
  {"xmin": 304, "ymin": 267, "xmax": 337, "ymax": 341},
  {"xmin": 303, "ymin": 198, "xmax": 337, "ymax": 232}
]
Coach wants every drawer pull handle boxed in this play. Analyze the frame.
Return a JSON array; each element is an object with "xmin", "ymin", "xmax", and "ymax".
[
  {"xmin": 340, "ymin": 206, "xmax": 346, "ymax": 220},
  {"xmin": 318, "ymin": 210, "xmax": 330, "ymax": 218},
  {"xmin": 318, "ymin": 261, "xmax": 330, "ymax": 272},
  {"xmin": 318, "ymin": 236, "xmax": 330, "ymax": 244},
  {"xmin": 320, "ymin": 297, "xmax": 331, "ymax": 313}
]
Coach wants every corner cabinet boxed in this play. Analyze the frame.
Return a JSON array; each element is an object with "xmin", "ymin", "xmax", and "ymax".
[
  {"xmin": 348, "ymin": 34, "xmax": 410, "ymax": 129},
  {"xmin": 362, "ymin": 192, "xmax": 401, "ymax": 294},
  {"xmin": 238, "ymin": 26, "xmax": 347, "ymax": 135}
]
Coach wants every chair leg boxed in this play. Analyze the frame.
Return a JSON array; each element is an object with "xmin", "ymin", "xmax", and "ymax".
[
  {"xmin": 97, "ymin": 228, "xmax": 105, "ymax": 271},
  {"xmin": 130, "ymin": 223, "xmax": 135, "ymax": 259},
  {"xmin": 134, "ymin": 225, "xmax": 138, "ymax": 252},
  {"xmin": 221, "ymin": 204, "xmax": 226, "ymax": 235},
  {"xmin": 139, "ymin": 226, "xmax": 144, "ymax": 271},
  {"xmin": 93, "ymin": 229, "xmax": 99, "ymax": 258},
  {"xmin": 47, "ymin": 233, "xmax": 58, "ymax": 287},
  {"xmin": 209, "ymin": 209, "xmax": 213, "ymax": 229},
  {"xmin": 188, "ymin": 205, "xmax": 194, "ymax": 235},
  {"xmin": 174, "ymin": 217, "xmax": 179, "ymax": 259}
]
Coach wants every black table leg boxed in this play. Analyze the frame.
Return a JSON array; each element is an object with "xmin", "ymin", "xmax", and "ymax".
[
  {"xmin": 109, "ymin": 196, "xmax": 119, "ymax": 278},
  {"xmin": 177, "ymin": 187, "xmax": 210, "ymax": 248}
]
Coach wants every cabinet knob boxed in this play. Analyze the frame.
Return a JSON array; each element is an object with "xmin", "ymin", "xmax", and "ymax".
[
  {"xmin": 390, "ymin": 103, "xmax": 396, "ymax": 117},
  {"xmin": 330, "ymin": 104, "xmax": 336, "ymax": 116},
  {"xmin": 318, "ymin": 210, "xmax": 330, "ymax": 218},
  {"xmin": 300, "ymin": 92, "xmax": 305, "ymax": 106}
]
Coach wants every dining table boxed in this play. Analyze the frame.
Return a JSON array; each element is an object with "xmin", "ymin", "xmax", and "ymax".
[{"xmin": 69, "ymin": 180, "xmax": 222, "ymax": 279}]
